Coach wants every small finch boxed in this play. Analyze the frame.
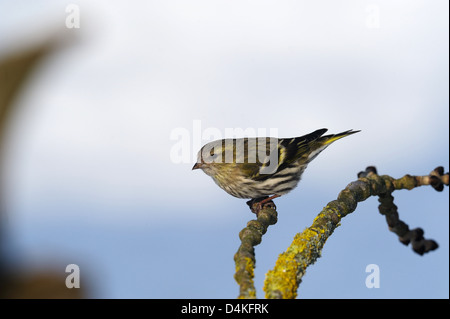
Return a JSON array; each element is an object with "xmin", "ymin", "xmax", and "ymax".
[{"xmin": 192, "ymin": 128, "xmax": 359, "ymax": 212}]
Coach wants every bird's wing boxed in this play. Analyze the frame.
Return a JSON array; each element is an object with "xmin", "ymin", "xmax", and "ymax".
[
  {"xmin": 237, "ymin": 129, "xmax": 328, "ymax": 181},
  {"xmin": 277, "ymin": 128, "xmax": 328, "ymax": 168}
]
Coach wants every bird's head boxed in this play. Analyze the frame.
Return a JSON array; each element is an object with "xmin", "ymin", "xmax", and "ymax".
[{"xmin": 192, "ymin": 139, "xmax": 234, "ymax": 176}]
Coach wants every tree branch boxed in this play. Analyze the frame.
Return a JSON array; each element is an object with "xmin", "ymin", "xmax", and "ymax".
[
  {"xmin": 262, "ymin": 166, "xmax": 448, "ymax": 299},
  {"xmin": 234, "ymin": 204, "xmax": 277, "ymax": 299}
]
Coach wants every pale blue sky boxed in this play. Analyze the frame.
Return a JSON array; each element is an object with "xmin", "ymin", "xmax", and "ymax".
[{"xmin": 0, "ymin": 0, "xmax": 448, "ymax": 298}]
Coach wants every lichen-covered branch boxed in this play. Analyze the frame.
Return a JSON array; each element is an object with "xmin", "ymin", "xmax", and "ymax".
[
  {"xmin": 377, "ymin": 191, "xmax": 438, "ymax": 255},
  {"xmin": 263, "ymin": 166, "xmax": 449, "ymax": 299},
  {"xmin": 234, "ymin": 204, "xmax": 277, "ymax": 299},
  {"xmin": 357, "ymin": 166, "xmax": 441, "ymax": 255}
]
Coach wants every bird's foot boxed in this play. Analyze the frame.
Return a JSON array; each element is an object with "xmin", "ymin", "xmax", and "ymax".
[{"xmin": 246, "ymin": 195, "xmax": 279, "ymax": 216}]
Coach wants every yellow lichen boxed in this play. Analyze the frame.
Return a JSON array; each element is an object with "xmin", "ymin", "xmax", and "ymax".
[
  {"xmin": 244, "ymin": 257, "xmax": 255, "ymax": 278},
  {"xmin": 264, "ymin": 228, "xmax": 324, "ymax": 299}
]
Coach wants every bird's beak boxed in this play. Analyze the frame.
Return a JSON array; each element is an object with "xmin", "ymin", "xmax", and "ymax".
[{"xmin": 192, "ymin": 162, "xmax": 202, "ymax": 170}]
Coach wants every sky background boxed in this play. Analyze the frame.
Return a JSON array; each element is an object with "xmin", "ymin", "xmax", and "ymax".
[{"xmin": 0, "ymin": 0, "xmax": 448, "ymax": 298}]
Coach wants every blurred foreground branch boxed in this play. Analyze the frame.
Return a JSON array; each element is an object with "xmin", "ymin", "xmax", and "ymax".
[
  {"xmin": 1, "ymin": 33, "xmax": 84, "ymax": 298},
  {"xmin": 1, "ymin": 41, "xmax": 54, "ymax": 298}
]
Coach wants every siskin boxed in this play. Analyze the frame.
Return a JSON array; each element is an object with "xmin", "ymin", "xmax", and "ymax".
[{"xmin": 192, "ymin": 128, "xmax": 359, "ymax": 210}]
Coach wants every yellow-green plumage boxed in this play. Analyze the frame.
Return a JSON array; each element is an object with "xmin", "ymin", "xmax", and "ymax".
[{"xmin": 193, "ymin": 129, "xmax": 359, "ymax": 199}]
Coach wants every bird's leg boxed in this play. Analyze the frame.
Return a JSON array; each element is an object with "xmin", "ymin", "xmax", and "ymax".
[
  {"xmin": 259, "ymin": 194, "xmax": 280, "ymax": 206},
  {"xmin": 246, "ymin": 196, "xmax": 267, "ymax": 214},
  {"xmin": 246, "ymin": 195, "xmax": 280, "ymax": 216}
]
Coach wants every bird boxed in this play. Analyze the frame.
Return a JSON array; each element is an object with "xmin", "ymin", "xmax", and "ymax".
[{"xmin": 192, "ymin": 128, "xmax": 359, "ymax": 213}]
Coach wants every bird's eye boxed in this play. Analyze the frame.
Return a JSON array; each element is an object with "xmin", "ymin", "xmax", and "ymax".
[
  {"xmin": 207, "ymin": 150, "xmax": 220, "ymax": 162},
  {"xmin": 201, "ymin": 145, "xmax": 222, "ymax": 164}
]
